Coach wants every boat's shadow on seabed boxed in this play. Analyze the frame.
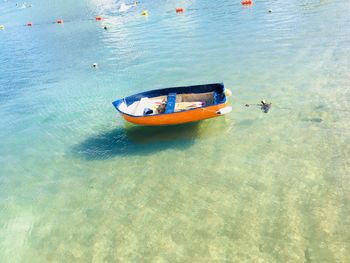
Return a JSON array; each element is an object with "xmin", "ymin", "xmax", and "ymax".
[{"xmin": 71, "ymin": 123, "xmax": 200, "ymax": 160}]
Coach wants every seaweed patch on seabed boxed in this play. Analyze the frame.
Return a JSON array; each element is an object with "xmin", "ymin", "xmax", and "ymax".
[
  {"xmin": 302, "ymin": 118, "xmax": 323, "ymax": 123},
  {"xmin": 70, "ymin": 123, "xmax": 200, "ymax": 160}
]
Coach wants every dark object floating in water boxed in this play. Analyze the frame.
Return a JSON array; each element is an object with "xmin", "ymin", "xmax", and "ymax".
[
  {"xmin": 245, "ymin": 100, "xmax": 272, "ymax": 113},
  {"xmin": 112, "ymin": 83, "xmax": 233, "ymax": 126},
  {"xmin": 260, "ymin": 100, "xmax": 272, "ymax": 113}
]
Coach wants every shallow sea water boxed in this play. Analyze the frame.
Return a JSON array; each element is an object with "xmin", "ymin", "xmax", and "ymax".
[{"xmin": 0, "ymin": 0, "xmax": 350, "ymax": 262}]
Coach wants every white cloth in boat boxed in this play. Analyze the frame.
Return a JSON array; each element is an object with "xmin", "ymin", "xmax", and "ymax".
[
  {"xmin": 125, "ymin": 98, "xmax": 163, "ymax": 116},
  {"xmin": 122, "ymin": 98, "xmax": 205, "ymax": 116}
]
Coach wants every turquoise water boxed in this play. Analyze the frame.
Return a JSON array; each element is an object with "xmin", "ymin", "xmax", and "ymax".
[{"xmin": 1, "ymin": 0, "xmax": 350, "ymax": 261}]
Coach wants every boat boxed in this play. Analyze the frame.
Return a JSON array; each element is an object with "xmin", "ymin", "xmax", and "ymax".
[{"xmin": 112, "ymin": 83, "xmax": 232, "ymax": 126}]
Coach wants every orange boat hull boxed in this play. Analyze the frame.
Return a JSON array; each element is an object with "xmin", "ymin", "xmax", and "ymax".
[{"xmin": 120, "ymin": 102, "xmax": 229, "ymax": 126}]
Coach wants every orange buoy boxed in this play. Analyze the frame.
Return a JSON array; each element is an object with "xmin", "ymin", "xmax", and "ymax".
[
  {"xmin": 176, "ymin": 8, "xmax": 184, "ymax": 13},
  {"xmin": 57, "ymin": 19, "xmax": 64, "ymax": 24},
  {"xmin": 242, "ymin": 0, "xmax": 252, "ymax": 5},
  {"xmin": 27, "ymin": 22, "xmax": 33, "ymax": 26},
  {"xmin": 95, "ymin": 16, "xmax": 102, "ymax": 21}
]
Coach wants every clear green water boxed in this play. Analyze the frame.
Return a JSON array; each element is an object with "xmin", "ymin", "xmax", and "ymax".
[{"xmin": 0, "ymin": 0, "xmax": 350, "ymax": 262}]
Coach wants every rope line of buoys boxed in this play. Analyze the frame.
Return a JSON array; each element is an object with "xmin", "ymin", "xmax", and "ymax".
[
  {"xmin": 1, "ymin": 1, "xmax": 269, "ymax": 31},
  {"xmin": 1, "ymin": 15, "xmax": 108, "ymax": 29},
  {"xmin": 30, "ymin": 17, "xmax": 104, "ymax": 26}
]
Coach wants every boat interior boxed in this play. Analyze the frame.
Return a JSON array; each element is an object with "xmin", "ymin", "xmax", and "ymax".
[{"xmin": 118, "ymin": 90, "xmax": 225, "ymax": 116}]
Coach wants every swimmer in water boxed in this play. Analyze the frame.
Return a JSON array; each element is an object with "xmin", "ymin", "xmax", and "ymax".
[
  {"xmin": 118, "ymin": 1, "xmax": 137, "ymax": 12},
  {"xmin": 17, "ymin": 2, "xmax": 32, "ymax": 8}
]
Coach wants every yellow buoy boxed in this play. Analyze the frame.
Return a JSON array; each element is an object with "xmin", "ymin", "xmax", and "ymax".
[
  {"xmin": 224, "ymin": 88, "xmax": 232, "ymax": 97},
  {"xmin": 0, "ymin": 25, "xmax": 5, "ymax": 30},
  {"xmin": 141, "ymin": 10, "xmax": 148, "ymax": 16}
]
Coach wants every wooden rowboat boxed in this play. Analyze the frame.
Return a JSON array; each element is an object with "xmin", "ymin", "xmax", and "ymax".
[{"xmin": 112, "ymin": 83, "xmax": 232, "ymax": 126}]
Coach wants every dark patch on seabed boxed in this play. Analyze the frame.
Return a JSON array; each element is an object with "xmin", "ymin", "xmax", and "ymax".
[
  {"xmin": 304, "ymin": 247, "xmax": 312, "ymax": 263},
  {"xmin": 71, "ymin": 123, "xmax": 200, "ymax": 160},
  {"xmin": 302, "ymin": 118, "xmax": 323, "ymax": 123}
]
